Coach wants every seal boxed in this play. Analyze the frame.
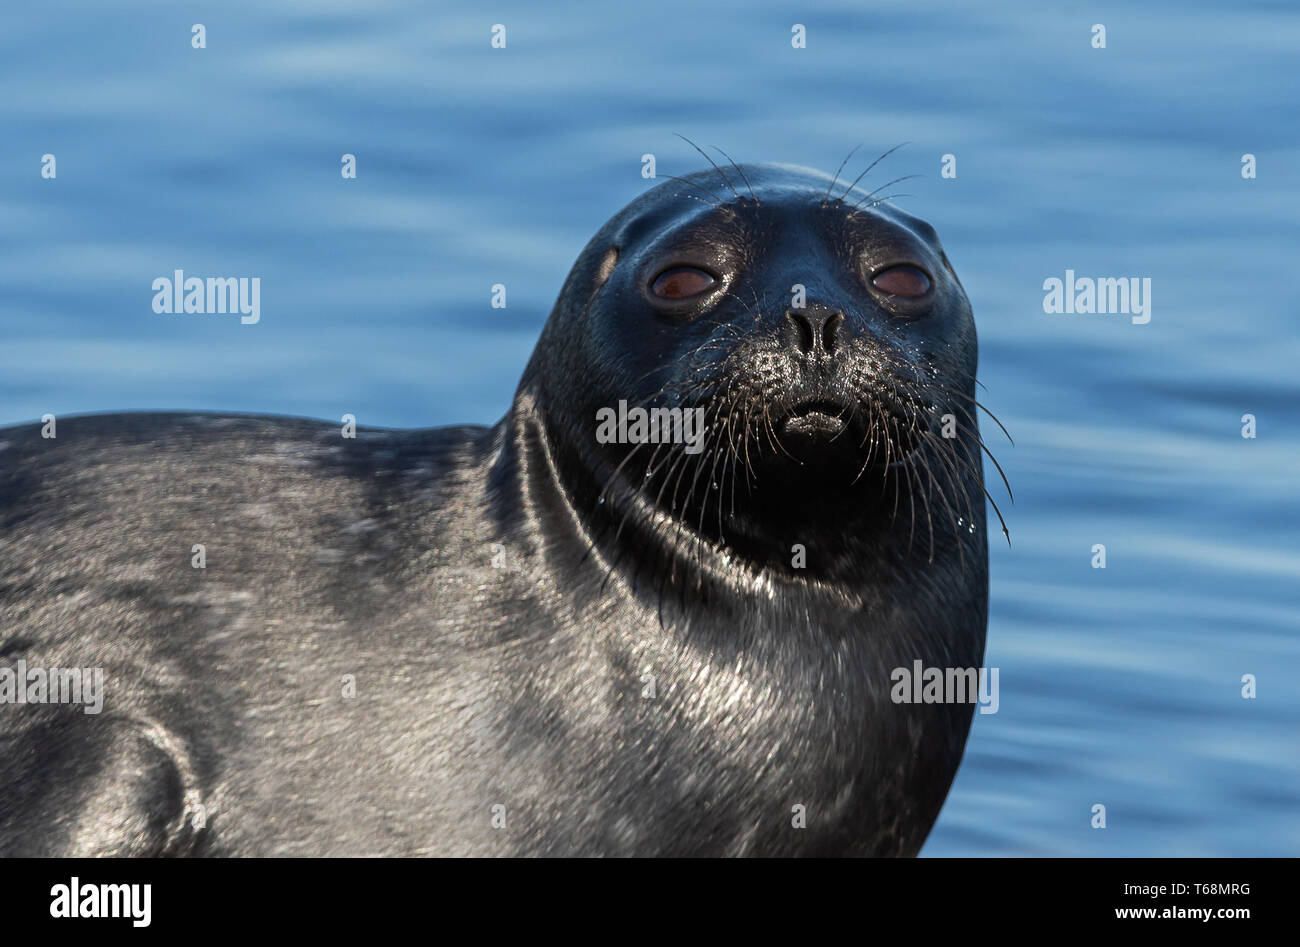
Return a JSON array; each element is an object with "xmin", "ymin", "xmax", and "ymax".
[{"xmin": 0, "ymin": 161, "xmax": 991, "ymax": 856}]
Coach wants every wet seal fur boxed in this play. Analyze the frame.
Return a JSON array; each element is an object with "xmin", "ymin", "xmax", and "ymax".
[{"xmin": 0, "ymin": 163, "xmax": 991, "ymax": 856}]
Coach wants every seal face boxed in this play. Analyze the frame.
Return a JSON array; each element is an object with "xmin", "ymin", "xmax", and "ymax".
[
  {"xmin": 523, "ymin": 163, "xmax": 987, "ymax": 585},
  {"xmin": 0, "ymin": 163, "xmax": 989, "ymax": 857}
]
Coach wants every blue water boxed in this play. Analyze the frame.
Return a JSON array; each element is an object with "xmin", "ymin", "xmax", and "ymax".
[{"xmin": 2, "ymin": 0, "xmax": 1296, "ymax": 856}]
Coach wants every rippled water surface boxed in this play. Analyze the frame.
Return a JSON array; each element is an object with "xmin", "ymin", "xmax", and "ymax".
[{"xmin": 2, "ymin": 0, "xmax": 1296, "ymax": 855}]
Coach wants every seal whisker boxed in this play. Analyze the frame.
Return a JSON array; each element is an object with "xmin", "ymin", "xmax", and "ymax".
[
  {"xmin": 674, "ymin": 133, "xmax": 743, "ymax": 202},
  {"xmin": 711, "ymin": 145, "xmax": 757, "ymax": 203},
  {"xmin": 914, "ymin": 436, "xmax": 970, "ymax": 574},
  {"xmin": 937, "ymin": 405, "xmax": 1015, "ymax": 506},
  {"xmin": 596, "ymin": 436, "xmax": 655, "ymax": 505},
  {"xmin": 983, "ymin": 483, "xmax": 1012, "ymax": 547},
  {"xmin": 969, "ymin": 430, "xmax": 1014, "ymax": 503},
  {"xmin": 903, "ymin": 442, "xmax": 921, "ymax": 555},
  {"xmin": 850, "ymin": 400, "xmax": 878, "ymax": 484},
  {"xmin": 688, "ymin": 423, "xmax": 726, "ymax": 538},
  {"xmin": 887, "ymin": 417, "xmax": 904, "ymax": 519},
  {"xmin": 723, "ymin": 416, "xmax": 741, "ymax": 523},
  {"xmin": 908, "ymin": 427, "xmax": 974, "ymax": 573},
  {"xmin": 890, "ymin": 374, "xmax": 987, "ymax": 541},
  {"xmin": 747, "ymin": 284, "xmax": 765, "ymax": 324},
  {"xmin": 945, "ymin": 362, "xmax": 992, "ymax": 395},
  {"xmin": 908, "ymin": 375, "xmax": 1013, "ymax": 506},
  {"xmin": 824, "ymin": 143, "xmax": 863, "ymax": 202},
  {"xmin": 738, "ymin": 395, "xmax": 758, "ymax": 482},
  {"xmin": 762, "ymin": 402, "xmax": 798, "ymax": 462},
  {"xmin": 660, "ymin": 435, "xmax": 697, "ymax": 516},
  {"xmin": 849, "ymin": 175, "xmax": 923, "ymax": 211},
  {"xmin": 719, "ymin": 289, "xmax": 763, "ymax": 324},
  {"xmin": 851, "ymin": 193, "xmax": 916, "ymax": 213},
  {"xmin": 893, "ymin": 400, "xmax": 934, "ymax": 560},
  {"xmin": 676, "ymin": 193, "xmax": 724, "ymax": 210},
  {"xmin": 838, "ymin": 141, "xmax": 910, "ymax": 202},
  {"xmin": 935, "ymin": 380, "xmax": 1015, "ymax": 445},
  {"xmin": 924, "ymin": 428, "xmax": 982, "ymax": 543},
  {"xmin": 969, "ymin": 399, "xmax": 1013, "ymax": 445},
  {"xmin": 912, "ymin": 450, "xmax": 938, "ymax": 564},
  {"xmin": 655, "ymin": 172, "xmax": 725, "ymax": 206}
]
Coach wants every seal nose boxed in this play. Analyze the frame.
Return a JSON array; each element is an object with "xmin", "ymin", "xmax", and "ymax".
[{"xmin": 785, "ymin": 308, "xmax": 844, "ymax": 357}]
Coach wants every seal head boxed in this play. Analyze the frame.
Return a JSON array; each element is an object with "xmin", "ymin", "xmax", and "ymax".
[{"xmin": 517, "ymin": 163, "xmax": 986, "ymax": 586}]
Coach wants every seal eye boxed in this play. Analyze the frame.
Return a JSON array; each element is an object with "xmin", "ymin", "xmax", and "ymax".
[
  {"xmin": 871, "ymin": 265, "xmax": 931, "ymax": 299},
  {"xmin": 650, "ymin": 266, "xmax": 716, "ymax": 300}
]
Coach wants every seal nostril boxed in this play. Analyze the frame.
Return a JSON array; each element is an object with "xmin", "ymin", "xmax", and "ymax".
[
  {"xmin": 824, "ymin": 312, "xmax": 844, "ymax": 354},
  {"xmin": 785, "ymin": 311, "xmax": 815, "ymax": 354},
  {"xmin": 785, "ymin": 309, "xmax": 843, "ymax": 356}
]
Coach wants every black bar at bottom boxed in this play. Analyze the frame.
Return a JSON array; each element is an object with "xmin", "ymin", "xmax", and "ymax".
[{"xmin": 1, "ymin": 856, "xmax": 1287, "ymax": 934}]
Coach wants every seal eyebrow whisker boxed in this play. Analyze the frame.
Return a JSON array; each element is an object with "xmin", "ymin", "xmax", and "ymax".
[
  {"xmin": 852, "ymin": 193, "xmax": 915, "ymax": 213},
  {"xmin": 838, "ymin": 140, "xmax": 910, "ymax": 202},
  {"xmin": 848, "ymin": 174, "xmax": 923, "ymax": 211},
  {"xmin": 656, "ymin": 173, "xmax": 725, "ymax": 206},
  {"xmin": 674, "ymin": 133, "xmax": 743, "ymax": 202},
  {"xmin": 710, "ymin": 145, "xmax": 757, "ymax": 203},
  {"xmin": 824, "ymin": 142, "xmax": 863, "ymax": 203},
  {"xmin": 677, "ymin": 193, "xmax": 724, "ymax": 209}
]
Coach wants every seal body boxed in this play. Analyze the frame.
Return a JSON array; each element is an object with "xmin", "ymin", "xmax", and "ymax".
[{"xmin": 0, "ymin": 164, "xmax": 988, "ymax": 856}]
